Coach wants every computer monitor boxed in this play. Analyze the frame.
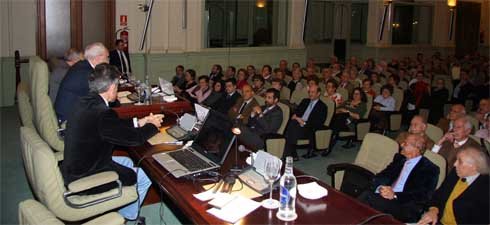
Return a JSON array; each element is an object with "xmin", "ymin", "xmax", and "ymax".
[{"xmin": 158, "ymin": 77, "xmax": 174, "ymax": 96}]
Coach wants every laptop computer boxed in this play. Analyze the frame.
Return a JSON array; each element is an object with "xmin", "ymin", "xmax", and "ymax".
[
  {"xmin": 153, "ymin": 110, "xmax": 235, "ymax": 178},
  {"xmin": 158, "ymin": 77, "xmax": 175, "ymax": 96},
  {"xmin": 166, "ymin": 103, "xmax": 210, "ymax": 140}
]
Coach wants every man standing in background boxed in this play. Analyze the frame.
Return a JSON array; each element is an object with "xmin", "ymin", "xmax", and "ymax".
[{"xmin": 110, "ymin": 39, "xmax": 132, "ymax": 79}]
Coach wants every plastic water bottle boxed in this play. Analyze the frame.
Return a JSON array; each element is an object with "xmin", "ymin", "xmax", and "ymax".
[
  {"xmin": 144, "ymin": 76, "xmax": 151, "ymax": 104},
  {"xmin": 276, "ymin": 156, "xmax": 297, "ymax": 221}
]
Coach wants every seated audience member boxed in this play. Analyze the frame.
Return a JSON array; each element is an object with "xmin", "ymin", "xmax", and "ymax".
[
  {"xmin": 185, "ymin": 75, "xmax": 211, "ymax": 104},
  {"xmin": 238, "ymin": 88, "xmax": 283, "ymax": 150},
  {"xmin": 209, "ymin": 64, "xmax": 223, "ymax": 83},
  {"xmin": 417, "ymin": 147, "xmax": 489, "ymax": 225},
  {"xmin": 437, "ymin": 104, "xmax": 466, "ymax": 133},
  {"xmin": 324, "ymin": 79, "xmax": 343, "ymax": 105},
  {"xmin": 252, "ymin": 74, "xmax": 267, "ymax": 97},
  {"xmin": 305, "ymin": 67, "xmax": 317, "ymax": 77},
  {"xmin": 236, "ymin": 68, "xmax": 249, "ymax": 90},
  {"xmin": 349, "ymin": 68, "xmax": 362, "ymax": 87},
  {"xmin": 279, "ymin": 59, "xmax": 292, "ymax": 76},
  {"xmin": 287, "ymin": 68, "xmax": 304, "ymax": 95},
  {"xmin": 216, "ymin": 78, "xmax": 241, "ymax": 114},
  {"xmin": 61, "ymin": 63, "xmax": 163, "ymax": 221},
  {"xmin": 388, "ymin": 74, "xmax": 402, "ymax": 90},
  {"xmin": 428, "ymin": 78, "xmax": 449, "ymax": 124},
  {"xmin": 306, "ymin": 75, "xmax": 320, "ymax": 89},
  {"xmin": 452, "ymin": 70, "xmax": 474, "ymax": 104},
  {"xmin": 228, "ymin": 84, "xmax": 259, "ymax": 125},
  {"xmin": 359, "ymin": 134, "xmax": 439, "ymax": 222},
  {"xmin": 283, "ymin": 85, "xmax": 328, "ymax": 160},
  {"xmin": 202, "ymin": 80, "xmax": 224, "ymax": 109},
  {"xmin": 291, "ymin": 62, "xmax": 301, "ymax": 72},
  {"xmin": 174, "ymin": 69, "xmax": 197, "ymax": 95},
  {"xmin": 261, "ymin": 65, "xmax": 273, "ymax": 84},
  {"xmin": 273, "ymin": 69, "xmax": 288, "ymax": 87},
  {"xmin": 330, "ymin": 87, "xmax": 367, "ymax": 150},
  {"xmin": 224, "ymin": 66, "xmax": 236, "ymax": 80},
  {"xmin": 396, "ymin": 115, "xmax": 435, "ymax": 150},
  {"xmin": 474, "ymin": 116, "xmax": 490, "ymax": 142},
  {"xmin": 362, "ymin": 79, "xmax": 377, "ymax": 97},
  {"xmin": 271, "ymin": 78, "xmax": 289, "ymax": 101},
  {"xmin": 246, "ymin": 65, "xmax": 257, "ymax": 80},
  {"xmin": 410, "ymin": 72, "xmax": 430, "ymax": 109},
  {"xmin": 339, "ymin": 71, "xmax": 354, "ymax": 95},
  {"xmin": 55, "ymin": 42, "xmax": 109, "ymax": 122},
  {"xmin": 432, "ymin": 117, "xmax": 482, "ymax": 172},
  {"xmin": 49, "ymin": 48, "xmax": 84, "ymax": 103},
  {"xmin": 474, "ymin": 98, "xmax": 490, "ymax": 127},
  {"xmin": 171, "ymin": 65, "xmax": 186, "ymax": 90},
  {"xmin": 320, "ymin": 68, "xmax": 333, "ymax": 85},
  {"xmin": 370, "ymin": 85, "xmax": 396, "ymax": 133}
]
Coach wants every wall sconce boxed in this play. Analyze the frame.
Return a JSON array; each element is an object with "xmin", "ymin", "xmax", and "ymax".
[
  {"xmin": 256, "ymin": 0, "xmax": 266, "ymax": 8},
  {"xmin": 378, "ymin": 0, "xmax": 393, "ymax": 41},
  {"xmin": 448, "ymin": 0, "xmax": 457, "ymax": 40}
]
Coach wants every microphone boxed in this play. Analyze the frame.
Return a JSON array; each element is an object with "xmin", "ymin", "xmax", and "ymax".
[
  {"xmin": 239, "ymin": 145, "xmax": 255, "ymax": 166},
  {"xmin": 160, "ymin": 106, "xmax": 182, "ymax": 124}
]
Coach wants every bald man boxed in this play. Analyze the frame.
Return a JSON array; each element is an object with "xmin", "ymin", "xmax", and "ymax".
[
  {"xmin": 432, "ymin": 117, "xmax": 482, "ymax": 172},
  {"xmin": 396, "ymin": 116, "xmax": 435, "ymax": 150},
  {"xmin": 417, "ymin": 147, "xmax": 489, "ymax": 225},
  {"xmin": 359, "ymin": 134, "xmax": 439, "ymax": 222},
  {"xmin": 436, "ymin": 104, "xmax": 466, "ymax": 133},
  {"xmin": 228, "ymin": 84, "xmax": 259, "ymax": 125}
]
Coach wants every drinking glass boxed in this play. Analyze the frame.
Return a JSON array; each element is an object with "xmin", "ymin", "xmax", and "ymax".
[
  {"xmin": 261, "ymin": 159, "xmax": 281, "ymax": 209},
  {"xmin": 135, "ymin": 83, "xmax": 145, "ymax": 105}
]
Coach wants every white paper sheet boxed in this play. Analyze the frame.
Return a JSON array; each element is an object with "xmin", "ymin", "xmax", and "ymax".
[
  {"xmin": 207, "ymin": 196, "xmax": 260, "ymax": 224},
  {"xmin": 298, "ymin": 182, "xmax": 328, "ymax": 200}
]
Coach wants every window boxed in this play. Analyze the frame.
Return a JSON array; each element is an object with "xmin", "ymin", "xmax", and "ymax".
[
  {"xmin": 205, "ymin": 0, "xmax": 288, "ymax": 48},
  {"xmin": 350, "ymin": 3, "xmax": 368, "ymax": 44},
  {"xmin": 304, "ymin": 1, "xmax": 334, "ymax": 44},
  {"xmin": 392, "ymin": 4, "xmax": 433, "ymax": 45}
]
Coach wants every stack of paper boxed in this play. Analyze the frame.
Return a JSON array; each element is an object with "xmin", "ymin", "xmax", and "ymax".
[
  {"xmin": 298, "ymin": 182, "xmax": 328, "ymax": 200},
  {"xmin": 147, "ymin": 129, "xmax": 178, "ymax": 145},
  {"xmin": 207, "ymin": 196, "xmax": 261, "ymax": 224}
]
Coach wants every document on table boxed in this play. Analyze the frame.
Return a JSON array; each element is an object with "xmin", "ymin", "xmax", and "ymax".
[
  {"xmin": 207, "ymin": 195, "xmax": 260, "ymax": 224},
  {"xmin": 147, "ymin": 128, "xmax": 179, "ymax": 145}
]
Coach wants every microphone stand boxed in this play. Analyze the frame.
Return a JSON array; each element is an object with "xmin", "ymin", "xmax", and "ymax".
[{"xmin": 230, "ymin": 119, "xmax": 243, "ymax": 173}]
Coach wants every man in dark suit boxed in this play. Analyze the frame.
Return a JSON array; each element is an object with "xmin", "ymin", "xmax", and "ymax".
[
  {"xmin": 109, "ymin": 39, "xmax": 131, "ymax": 77},
  {"xmin": 228, "ymin": 84, "xmax": 259, "ymax": 125},
  {"xmin": 417, "ymin": 147, "xmax": 489, "ymax": 225},
  {"xmin": 431, "ymin": 116, "xmax": 482, "ymax": 172},
  {"xmin": 55, "ymin": 42, "xmax": 109, "ymax": 122},
  {"xmin": 61, "ymin": 63, "xmax": 163, "ymax": 222},
  {"xmin": 217, "ymin": 78, "xmax": 241, "ymax": 114},
  {"xmin": 359, "ymin": 134, "xmax": 439, "ymax": 222},
  {"xmin": 283, "ymin": 84, "xmax": 327, "ymax": 160},
  {"xmin": 238, "ymin": 88, "xmax": 283, "ymax": 150}
]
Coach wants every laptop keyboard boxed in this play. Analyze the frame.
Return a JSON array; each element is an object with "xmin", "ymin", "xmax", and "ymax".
[{"xmin": 168, "ymin": 149, "xmax": 212, "ymax": 172}]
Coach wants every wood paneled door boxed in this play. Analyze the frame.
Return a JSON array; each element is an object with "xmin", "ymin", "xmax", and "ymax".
[{"xmin": 37, "ymin": 0, "xmax": 115, "ymax": 60}]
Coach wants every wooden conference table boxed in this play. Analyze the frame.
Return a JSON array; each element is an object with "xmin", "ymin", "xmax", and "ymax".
[
  {"xmin": 125, "ymin": 117, "xmax": 402, "ymax": 224},
  {"xmin": 113, "ymin": 95, "xmax": 193, "ymax": 119}
]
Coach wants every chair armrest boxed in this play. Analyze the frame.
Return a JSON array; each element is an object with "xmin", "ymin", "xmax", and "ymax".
[
  {"xmin": 67, "ymin": 172, "xmax": 119, "ymax": 193},
  {"xmin": 327, "ymin": 163, "xmax": 374, "ymax": 177},
  {"xmin": 261, "ymin": 133, "xmax": 284, "ymax": 140}
]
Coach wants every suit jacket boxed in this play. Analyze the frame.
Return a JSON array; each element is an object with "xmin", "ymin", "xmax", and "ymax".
[
  {"xmin": 372, "ymin": 153, "xmax": 439, "ymax": 204},
  {"xmin": 438, "ymin": 138, "xmax": 481, "ymax": 172},
  {"xmin": 228, "ymin": 97, "xmax": 259, "ymax": 125},
  {"xmin": 294, "ymin": 98, "xmax": 328, "ymax": 130},
  {"xmin": 55, "ymin": 60, "xmax": 93, "ymax": 121},
  {"xmin": 109, "ymin": 49, "xmax": 132, "ymax": 73},
  {"xmin": 248, "ymin": 105, "xmax": 283, "ymax": 136},
  {"xmin": 217, "ymin": 91, "xmax": 241, "ymax": 115},
  {"xmin": 61, "ymin": 93, "xmax": 158, "ymax": 186},
  {"xmin": 429, "ymin": 170, "xmax": 489, "ymax": 225},
  {"xmin": 49, "ymin": 60, "xmax": 70, "ymax": 103}
]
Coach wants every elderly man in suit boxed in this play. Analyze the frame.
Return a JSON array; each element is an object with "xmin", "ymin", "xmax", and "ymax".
[
  {"xmin": 238, "ymin": 88, "xmax": 283, "ymax": 150},
  {"xmin": 55, "ymin": 42, "xmax": 109, "ymax": 122},
  {"xmin": 396, "ymin": 115, "xmax": 435, "ymax": 150},
  {"xmin": 437, "ymin": 104, "xmax": 466, "ymax": 133},
  {"xmin": 228, "ymin": 84, "xmax": 259, "ymax": 125},
  {"xmin": 109, "ymin": 39, "xmax": 131, "ymax": 77},
  {"xmin": 61, "ymin": 63, "xmax": 163, "ymax": 223},
  {"xmin": 49, "ymin": 48, "xmax": 84, "ymax": 103},
  {"xmin": 283, "ymin": 85, "xmax": 328, "ymax": 161},
  {"xmin": 417, "ymin": 147, "xmax": 489, "ymax": 225},
  {"xmin": 431, "ymin": 116, "xmax": 482, "ymax": 172},
  {"xmin": 359, "ymin": 134, "xmax": 439, "ymax": 222}
]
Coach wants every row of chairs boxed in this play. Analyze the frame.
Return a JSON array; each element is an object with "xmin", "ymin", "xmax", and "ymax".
[{"xmin": 17, "ymin": 57, "xmax": 137, "ymax": 223}]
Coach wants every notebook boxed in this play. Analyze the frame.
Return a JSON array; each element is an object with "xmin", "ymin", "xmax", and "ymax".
[{"xmin": 152, "ymin": 110, "xmax": 235, "ymax": 178}]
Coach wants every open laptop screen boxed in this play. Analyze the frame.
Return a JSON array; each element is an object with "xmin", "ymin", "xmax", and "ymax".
[
  {"xmin": 191, "ymin": 110, "xmax": 235, "ymax": 165},
  {"xmin": 158, "ymin": 77, "xmax": 174, "ymax": 96}
]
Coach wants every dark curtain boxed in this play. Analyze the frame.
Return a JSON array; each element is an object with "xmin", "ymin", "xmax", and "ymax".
[{"xmin": 455, "ymin": 2, "xmax": 481, "ymax": 58}]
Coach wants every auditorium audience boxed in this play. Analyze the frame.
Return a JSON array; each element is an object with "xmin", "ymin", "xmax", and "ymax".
[
  {"xmin": 216, "ymin": 78, "xmax": 241, "ymax": 114},
  {"xmin": 209, "ymin": 64, "xmax": 223, "ymax": 83},
  {"xmin": 436, "ymin": 104, "xmax": 466, "ymax": 133},
  {"xmin": 236, "ymin": 68, "xmax": 249, "ymax": 90},
  {"xmin": 252, "ymin": 75, "xmax": 267, "ymax": 97},
  {"xmin": 431, "ymin": 117, "xmax": 482, "ymax": 172},
  {"xmin": 171, "ymin": 65, "xmax": 185, "ymax": 90},
  {"xmin": 279, "ymin": 59, "xmax": 292, "ymax": 76},
  {"xmin": 174, "ymin": 69, "xmax": 197, "ymax": 95},
  {"xmin": 474, "ymin": 116, "xmax": 490, "ymax": 142},
  {"xmin": 474, "ymin": 98, "xmax": 490, "ymax": 126},
  {"xmin": 228, "ymin": 85, "xmax": 259, "ymax": 125},
  {"xmin": 224, "ymin": 66, "xmax": 236, "ymax": 81},
  {"xmin": 261, "ymin": 65, "xmax": 273, "ymax": 84},
  {"xmin": 428, "ymin": 78, "xmax": 449, "ymax": 124},
  {"xmin": 359, "ymin": 134, "xmax": 439, "ymax": 222},
  {"xmin": 287, "ymin": 68, "xmax": 304, "ymax": 95},
  {"xmin": 323, "ymin": 79, "xmax": 343, "ymax": 106},
  {"xmin": 362, "ymin": 79, "xmax": 377, "ymax": 97},
  {"xmin": 396, "ymin": 115, "xmax": 435, "ymax": 150},
  {"xmin": 417, "ymin": 147, "xmax": 489, "ymax": 225},
  {"xmin": 202, "ymin": 80, "xmax": 224, "ymax": 109},
  {"xmin": 283, "ymin": 85, "xmax": 327, "ymax": 160},
  {"xmin": 185, "ymin": 75, "xmax": 211, "ymax": 104},
  {"xmin": 238, "ymin": 88, "xmax": 283, "ymax": 150},
  {"xmin": 339, "ymin": 71, "xmax": 355, "ymax": 95},
  {"xmin": 55, "ymin": 42, "xmax": 109, "ymax": 122}
]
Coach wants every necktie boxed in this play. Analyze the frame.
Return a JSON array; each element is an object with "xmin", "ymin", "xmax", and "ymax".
[
  {"xmin": 301, "ymin": 101, "xmax": 315, "ymax": 121},
  {"xmin": 238, "ymin": 101, "xmax": 247, "ymax": 114},
  {"xmin": 392, "ymin": 160, "xmax": 410, "ymax": 192},
  {"xmin": 440, "ymin": 179, "xmax": 469, "ymax": 225},
  {"xmin": 118, "ymin": 50, "xmax": 128, "ymax": 74}
]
